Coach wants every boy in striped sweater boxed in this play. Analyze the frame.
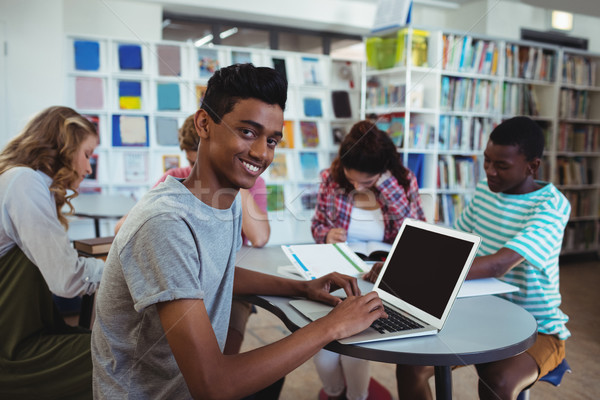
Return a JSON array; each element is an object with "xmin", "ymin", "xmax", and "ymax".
[{"xmin": 396, "ymin": 116, "xmax": 570, "ymax": 400}]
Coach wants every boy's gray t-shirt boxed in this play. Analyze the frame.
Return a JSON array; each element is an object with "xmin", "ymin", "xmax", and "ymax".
[{"xmin": 92, "ymin": 176, "xmax": 242, "ymax": 399}]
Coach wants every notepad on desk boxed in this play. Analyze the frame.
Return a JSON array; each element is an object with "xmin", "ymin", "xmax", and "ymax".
[
  {"xmin": 346, "ymin": 241, "xmax": 393, "ymax": 261},
  {"xmin": 281, "ymin": 243, "xmax": 370, "ymax": 280}
]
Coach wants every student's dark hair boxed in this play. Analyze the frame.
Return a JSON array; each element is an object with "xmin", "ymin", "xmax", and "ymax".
[
  {"xmin": 200, "ymin": 63, "xmax": 287, "ymax": 123},
  {"xmin": 489, "ymin": 116, "xmax": 545, "ymax": 160},
  {"xmin": 331, "ymin": 120, "xmax": 410, "ymax": 193}
]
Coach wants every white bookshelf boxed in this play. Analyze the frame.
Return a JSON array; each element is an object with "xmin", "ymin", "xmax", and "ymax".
[
  {"xmin": 66, "ymin": 35, "xmax": 363, "ymax": 244},
  {"xmin": 362, "ymin": 26, "xmax": 599, "ymax": 256}
]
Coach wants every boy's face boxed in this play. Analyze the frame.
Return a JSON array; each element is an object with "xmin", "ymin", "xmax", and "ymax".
[
  {"xmin": 197, "ymin": 98, "xmax": 283, "ymax": 190},
  {"xmin": 483, "ymin": 140, "xmax": 538, "ymax": 194}
]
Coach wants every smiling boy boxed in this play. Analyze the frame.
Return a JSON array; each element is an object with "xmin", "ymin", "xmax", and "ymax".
[
  {"xmin": 396, "ymin": 116, "xmax": 571, "ymax": 400},
  {"xmin": 91, "ymin": 64, "xmax": 386, "ymax": 399}
]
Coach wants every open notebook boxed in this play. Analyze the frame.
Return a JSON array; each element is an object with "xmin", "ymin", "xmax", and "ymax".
[{"xmin": 290, "ymin": 219, "xmax": 481, "ymax": 344}]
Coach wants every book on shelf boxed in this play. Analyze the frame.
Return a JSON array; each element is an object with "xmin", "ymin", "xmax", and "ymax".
[
  {"xmin": 331, "ymin": 124, "xmax": 348, "ymax": 145},
  {"xmin": 268, "ymin": 153, "xmax": 288, "ymax": 179},
  {"xmin": 272, "ymin": 58, "xmax": 287, "ymax": 81},
  {"xmin": 347, "ymin": 241, "xmax": 393, "ymax": 262},
  {"xmin": 118, "ymin": 80, "xmax": 142, "ymax": 110},
  {"xmin": 118, "ymin": 44, "xmax": 142, "ymax": 71},
  {"xmin": 331, "ymin": 90, "xmax": 352, "ymax": 118},
  {"xmin": 123, "ymin": 152, "xmax": 148, "ymax": 183},
  {"xmin": 162, "ymin": 154, "xmax": 180, "ymax": 172},
  {"xmin": 407, "ymin": 153, "xmax": 425, "ymax": 187},
  {"xmin": 333, "ymin": 60, "xmax": 355, "ymax": 89},
  {"xmin": 74, "ymin": 236, "xmax": 114, "ymax": 256},
  {"xmin": 303, "ymin": 97, "xmax": 323, "ymax": 117},
  {"xmin": 76, "ymin": 77, "xmax": 104, "ymax": 109},
  {"xmin": 197, "ymin": 48, "xmax": 219, "ymax": 78},
  {"xmin": 280, "ymin": 120, "xmax": 294, "ymax": 148},
  {"xmin": 266, "ymin": 184, "xmax": 285, "ymax": 211},
  {"xmin": 74, "ymin": 40, "xmax": 100, "ymax": 71},
  {"xmin": 299, "ymin": 152, "xmax": 320, "ymax": 180},
  {"xmin": 155, "ymin": 117, "xmax": 179, "ymax": 146},
  {"xmin": 301, "ymin": 56, "xmax": 323, "ymax": 85},
  {"xmin": 196, "ymin": 85, "xmax": 207, "ymax": 108},
  {"xmin": 298, "ymin": 183, "xmax": 318, "ymax": 210},
  {"xmin": 231, "ymin": 50, "xmax": 251, "ymax": 64},
  {"xmin": 299, "ymin": 121, "xmax": 319, "ymax": 148},
  {"xmin": 112, "ymin": 115, "xmax": 149, "ymax": 147},
  {"xmin": 156, "ymin": 44, "xmax": 181, "ymax": 77}
]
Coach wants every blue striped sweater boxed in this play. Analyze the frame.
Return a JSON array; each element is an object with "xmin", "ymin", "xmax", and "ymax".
[{"xmin": 455, "ymin": 180, "xmax": 571, "ymax": 340}]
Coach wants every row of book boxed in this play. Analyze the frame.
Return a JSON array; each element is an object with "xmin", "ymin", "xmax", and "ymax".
[
  {"xmin": 562, "ymin": 190, "xmax": 596, "ymax": 218},
  {"xmin": 437, "ymin": 155, "xmax": 480, "ymax": 190},
  {"xmin": 265, "ymin": 184, "xmax": 319, "ymax": 212},
  {"xmin": 555, "ymin": 157, "xmax": 595, "ymax": 186},
  {"xmin": 438, "ymin": 116, "xmax": 493, "ymax": 152},
  {"xmin": 441, "ymin": 35, "xmax": 499, "ymax": 75},
  {"xmin": 266, "ymin": 152, "xmax": 322, "ymax": 181},
  {"xmin": 502, "ymin": 83, "xmax": 540, "ymax": 116},
  {"xmin": 440, "ymin": 77, "xmax": 501, "ymax": 113},
  {"xmin": 559, "ymin": 89, "xmax": 591, "ymax": 120},
  {"xmin": 406, "ymin": 122, "xmax": 435, "ymax": 149},
  {"xmin": 365, "ymin": 79, "xmax": 406, "ymax": 109},
  {"xmin": 504, "ymin": 44, "xmax": 556, "ymax": 82},
  {"xmin": 562, "ymin": 221, "xmax": 597, "ymax": 253},
  {"xmin": 435, "ymin": 193, "xmax": 471, "ymax": 227},
  {"xmin": 562, "ymin": 54, "xmax": 598, "ymax": 87},
  {"xmin": 374, "ymin": 113, "xmax": 405, "ymax": 146},
  {"xmin": 556, "ymin": 123, "xmax": 600, "ymax": 152}
]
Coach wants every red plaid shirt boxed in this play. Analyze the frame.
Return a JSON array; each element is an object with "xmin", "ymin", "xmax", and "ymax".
[{"xmin": 311, "ymin": 169, "xmax": 425, "ymax": 244}]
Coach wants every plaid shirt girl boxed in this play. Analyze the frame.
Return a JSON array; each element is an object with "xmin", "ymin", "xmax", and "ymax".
[{"xmin": 311, "ymin": 168, "xmax": 426, "ymax": 244}]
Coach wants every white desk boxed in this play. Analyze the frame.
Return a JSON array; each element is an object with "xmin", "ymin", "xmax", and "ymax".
[
  {"xmin": 70, "ymin": 194, "xmax": 137, "ymax": 237},
  {"xmin": 235, "ymin": 246, "xmax": 538, "ymax": 400}
]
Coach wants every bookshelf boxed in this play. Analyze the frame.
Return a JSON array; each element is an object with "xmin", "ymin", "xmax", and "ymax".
[
  {"xmin": 66, "ymin": 35, "xmax": 362, "ymax": 244},
  {"xmin": 362, "ymin": 27, "xmax": 599, "ymax": 256}
]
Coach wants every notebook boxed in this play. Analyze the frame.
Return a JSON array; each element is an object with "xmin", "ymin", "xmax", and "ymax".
[{"xmin": 290, "ymin": 218, "xmax": 481, "ymax": 344}]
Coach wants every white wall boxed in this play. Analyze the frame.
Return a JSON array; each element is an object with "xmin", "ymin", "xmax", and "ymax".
[
  {"xmin": 0, "ymin": 0, "xmax": 162, "ymax": 148},
  {"xmin": 0, "ymin": 0, "xmax": 64, "ymax": 147}
]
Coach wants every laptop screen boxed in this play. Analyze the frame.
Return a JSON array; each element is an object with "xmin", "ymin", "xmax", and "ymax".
[{"xmin": 377, "ymin": 224, "xmax": 476, "ymax": 319}]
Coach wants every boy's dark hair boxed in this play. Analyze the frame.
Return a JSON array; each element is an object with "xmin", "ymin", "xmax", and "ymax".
[
  {"xmin": 201, "ymin": 63, "xmax": 287, "ymax": 124},
  {"xmin": 331, "ymin": 120, "xmax": 410, "ymax": 192},
  {"xmin": 489, "ymin": 116, "xmax": 545, "ymax": 160}
]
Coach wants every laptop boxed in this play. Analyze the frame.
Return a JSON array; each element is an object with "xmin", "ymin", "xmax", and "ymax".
[{"xmin": 290, "ymin": 218, "xmax": 481, "ymax": 344}]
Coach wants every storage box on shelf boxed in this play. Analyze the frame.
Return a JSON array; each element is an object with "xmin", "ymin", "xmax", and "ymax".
[{"xmin": 67, "ymin": 35, "xmax": 362, "ymax": 244}]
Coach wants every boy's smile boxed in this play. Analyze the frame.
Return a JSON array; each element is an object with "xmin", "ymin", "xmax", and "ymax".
[
  {"xmin": 190, "ymin": 98, "xmax": 283, "ymax": 207},
  {"xmin": 483, "ymin": 140, "xmax": 539, "ymax": 195}
]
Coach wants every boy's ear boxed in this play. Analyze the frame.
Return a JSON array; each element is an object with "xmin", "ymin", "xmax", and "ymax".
[
  {"xmin": 194, "ymin": 109, "xmax": 210, "ymax": 139},
  {"xmin": 527, "ymin": 157, "xmax": 541, "ymax": 176}
]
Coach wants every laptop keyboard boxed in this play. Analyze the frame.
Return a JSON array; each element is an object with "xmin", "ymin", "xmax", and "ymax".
[{"xmin": 370, "ymin": 305, "xmax": 424, "ymax": 334}]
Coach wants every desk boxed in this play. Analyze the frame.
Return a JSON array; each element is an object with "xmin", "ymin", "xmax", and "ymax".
[
  {"xmin": 70, "ymin": 194, "xmax": 137, "ymax": 237},
  {"xmin": 235, "ymin": 246, "xmax": 538, "ymax": 400}
]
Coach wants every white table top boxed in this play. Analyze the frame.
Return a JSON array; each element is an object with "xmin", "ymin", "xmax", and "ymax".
[
  {"xmin": 69, "ymin": 194, "xmax": 137, "ymax": 219},
  {"xmin": 235, "ymin": 245, "xmax": 538, "ymax": 366}
]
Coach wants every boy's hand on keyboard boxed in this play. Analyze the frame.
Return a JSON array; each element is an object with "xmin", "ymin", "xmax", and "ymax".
[
  {"xmin": 305, "ymin": 272, "xmax": 360, "ymax": 306},
  {"xmin": 363, "ymin": 262, "xmax": 384, "ymax": 283},
  {"xmin": 325, "ymin": 292, "xmax": 388, "ymax": 339}
]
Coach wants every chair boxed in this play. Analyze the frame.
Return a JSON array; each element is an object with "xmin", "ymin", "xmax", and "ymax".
[{"xmin": 516, "ymin": 358, "xmax": 572, "ymax": 400}]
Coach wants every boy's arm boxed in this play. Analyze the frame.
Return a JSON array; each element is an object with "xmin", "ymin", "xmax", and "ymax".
[
  {"xmin": 233, "ymin": 267, "xmax": 360, "ymax": 306},
  {"xmin": 157, "ymin": 293, "xmax": 385, "ymax": 399},
  {"xmin": 466, "ymin": 247, "xmax": 525, "ymax": 280}
]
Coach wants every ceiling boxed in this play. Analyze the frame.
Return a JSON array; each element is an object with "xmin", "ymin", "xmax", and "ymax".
[{"xmin": 436, "ymin": 0, "xmax": 600, "ymax": 19}]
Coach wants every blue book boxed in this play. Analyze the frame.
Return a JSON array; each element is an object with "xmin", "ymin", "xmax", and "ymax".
[
  {"xmin": 118, "ymin": 44, "xmax": 142, "ymax": 70},
  {"xmin": 74, "ymin": 40, "xmax": 100, "ymax": 71},
  {"xmin": 303, "ymin": 98, "xmax": 323, "ymax": 117}
]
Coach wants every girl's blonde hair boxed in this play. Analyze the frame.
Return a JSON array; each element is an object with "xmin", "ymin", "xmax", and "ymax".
[{"xmin": 0, "ymin": 106, "xmax": 98, "ymax": 229}]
